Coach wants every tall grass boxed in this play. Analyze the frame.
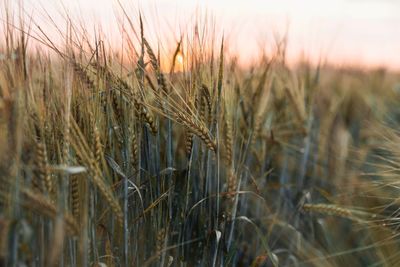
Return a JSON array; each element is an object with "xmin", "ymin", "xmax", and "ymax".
[{"xmin": 1, "ymin": 3, "xmax": 400, "ymax": 267}]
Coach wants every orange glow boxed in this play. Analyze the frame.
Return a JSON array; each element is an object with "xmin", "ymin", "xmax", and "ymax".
[
  {"xmin": 16, "ymin": 0, "xmax": 400, "ymax": 70},
  {"xmin": 176, "ymin": 53, "xmax": 184, "ymax": 65}
]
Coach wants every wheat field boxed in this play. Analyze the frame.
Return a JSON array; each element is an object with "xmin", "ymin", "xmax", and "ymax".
[{"xmin": 1, "ymin": 2, "xmax": 400, "ymax": 267}]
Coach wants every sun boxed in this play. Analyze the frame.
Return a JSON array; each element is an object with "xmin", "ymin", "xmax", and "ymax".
[{"xmin": 176, "ymin": 52, "xmax": 184, "ymax": 65}]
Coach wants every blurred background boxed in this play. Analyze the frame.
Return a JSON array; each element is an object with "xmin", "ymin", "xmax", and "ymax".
[{"xmin": 15, "ymin": 0, "xmax": 400, "ymax": 70}]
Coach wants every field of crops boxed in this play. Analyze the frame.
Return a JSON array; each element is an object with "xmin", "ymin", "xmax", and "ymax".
[{"xmin": 1, "ymin": 3, "xmax": 400, "ymax": 267}]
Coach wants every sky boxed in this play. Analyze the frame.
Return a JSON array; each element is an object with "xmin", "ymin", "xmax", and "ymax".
[{"xmin": 11, "ymin": 0, "xmax": 400, "ymax": 69}]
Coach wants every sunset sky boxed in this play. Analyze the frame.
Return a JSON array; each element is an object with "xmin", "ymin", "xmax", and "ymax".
[{"xmin": 14, "ymin": 0, "xmax": 400, "ymax": 69}]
